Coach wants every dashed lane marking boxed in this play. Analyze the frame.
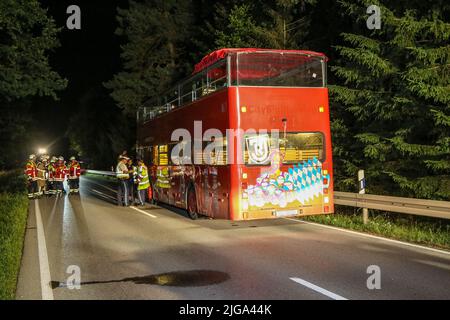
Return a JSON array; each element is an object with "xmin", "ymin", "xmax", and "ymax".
[
  {"xmin": 129, "ymin": 206, "xmax": 157, "ymax": 219},
  {"xmin": 290, "ymin": 277, "xmax": 348, "ymax": 300}
]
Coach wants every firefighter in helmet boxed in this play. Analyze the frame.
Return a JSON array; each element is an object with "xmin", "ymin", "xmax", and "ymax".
[
  {"xmin": 68, "ymin": 156, "xmax": 81, "ymax": 194},
  {"xmin": 54, "ymin": 156, "xmax": 67, "ymax": 195},
  {"xmin": 25, "ymin": 154, "xmax": 38, "ymax": 199}
]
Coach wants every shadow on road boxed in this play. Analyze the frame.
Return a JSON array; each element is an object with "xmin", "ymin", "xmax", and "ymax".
[{"xmin": 52, "ymin": 270, "xmax": 230, "ymax": 289}]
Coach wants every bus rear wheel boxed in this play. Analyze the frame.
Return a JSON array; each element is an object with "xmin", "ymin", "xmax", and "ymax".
[{"xmin": 187, "ymin": 186, "xmax": 198, "ymax": 220}]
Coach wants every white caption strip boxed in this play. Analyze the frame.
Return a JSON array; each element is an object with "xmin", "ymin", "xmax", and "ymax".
[
  {"xmin": 290, "ymin": 277, "xmax": 348, "ymax": 300},
  {"xmin": 34, "ymin": 200, "xmax": 54, "ymax": 300}
]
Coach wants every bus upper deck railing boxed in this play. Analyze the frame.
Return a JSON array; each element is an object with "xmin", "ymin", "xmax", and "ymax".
[{"xmin": 137, "ymin": 50, "xmax": 326, "ymax": 124}]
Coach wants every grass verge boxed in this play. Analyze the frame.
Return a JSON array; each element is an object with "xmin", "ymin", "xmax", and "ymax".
[
  {"xmin": 303, "ymin": 206, "xmax": 450, "ymax": 251},
  {"xmin": 0, "ymin": 170, "xmax": 28, "ymax": 300}
]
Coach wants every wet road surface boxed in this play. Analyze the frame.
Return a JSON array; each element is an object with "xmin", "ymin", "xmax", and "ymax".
[{"xmin": 16, "ymin": 175, "xmax": 450, "ymax": 300}]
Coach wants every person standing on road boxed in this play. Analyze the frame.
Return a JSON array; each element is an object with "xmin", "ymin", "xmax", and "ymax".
[
  {"xmin": 127, "ymin": 158, "xmax": 137, "ymax": 205},
  {"xmin": 36, "ymin": 155, "xmax": 47, "ymax": 197},
  {"xmin": 116, "ymin": 156, "xmax": 130, "ymax": 206},
  {"xmin": 54, "ymin": 156, "xmax": 67, "ymax": 195},
  {"xmin": 47, "ymin": 157, "xmax": 57, "ymax": 195},
  {"xmin": 25, "ymin": 154, "xmax": 38, "ymax": 199},
  {"xmin": 136, "ymin": 159, "xmax": 150, "ymax": 206},
  {"xmin": 68, "ymin": 156, "xmax": 81, "ymax": 194}
]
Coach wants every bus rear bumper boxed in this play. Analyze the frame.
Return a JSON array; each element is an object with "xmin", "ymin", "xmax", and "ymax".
[{"xmin": 240, "ymin": 205, "xmax": 334, "ymax": 221}]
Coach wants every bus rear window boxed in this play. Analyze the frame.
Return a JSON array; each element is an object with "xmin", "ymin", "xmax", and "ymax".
[
  {"xmin": 234, "ymin": 52, "xmax": 325, "ymax": 88},
  {"xmin": 244, "ymin": 132, "xmax": 325, "ymax": 165}
]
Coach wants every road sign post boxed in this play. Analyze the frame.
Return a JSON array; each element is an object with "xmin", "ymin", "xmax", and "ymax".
[{"xmin": 358, "ymin": 170, "xmax": 369, "ymax": 224}]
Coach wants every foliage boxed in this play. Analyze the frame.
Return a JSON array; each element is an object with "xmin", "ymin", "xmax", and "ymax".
[
  {"xmin": 0, "ymin": 171, "xmax": 28, "ymax": 300},
  {"xmin": 0, "ymin": 0, "xmax": 66, "ymax": 169},
  {"xmin": 104, "ymin": 0, "xmax": 196, "ymax": 115},
  {"xmin": 304, "ymin": 208, "xmax": 450, "ymax": 250},
  {"xmin": 330, "ymin": 0, "xmax": 450, "ymax": 199},
  {"xmin": 0, "ymin": 0, "xmax": 66, "ymax": 101}
]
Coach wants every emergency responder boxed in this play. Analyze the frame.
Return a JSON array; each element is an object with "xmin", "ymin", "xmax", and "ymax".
[
  {"xmin": 36, "ymin": 155, "xmax": 47, "ymax": 197},
  {"xmin": 136, "ymin": 159, "xmax": 150, "ymax": 206},
  {"xmin": 25, "ymin": 154, "xmax": 38, "ymax": 199},
  {"xmin": 127, "ymin": 158, "xmax": 137, "ymax": 205},
  {"xmin": 47, "ymin": 156, "xmax": 57, "ymax": 195},
  {"xmin": 68, "ymin": 156, "xmax": 81, "ymax": 194},
  {"xmin": 116, "ymin": 156, "xmax": 130, "ymax": 206},
  {"xmin": 54, "ymin": 156, "xmax": 67, "ymax": 195}
]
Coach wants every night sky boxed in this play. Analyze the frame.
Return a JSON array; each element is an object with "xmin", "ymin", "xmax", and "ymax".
[{"xmin": 30, "ymin": 0, "xmax": 128, "ymax": 157}]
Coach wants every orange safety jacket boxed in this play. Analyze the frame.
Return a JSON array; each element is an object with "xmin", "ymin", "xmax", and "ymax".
[
  {"xmin": 25, "ymin": 161, "xmax": 37, "ymax": 180},
  {"xmin": 53, "ymin": 163, "xmax": 67, "ymax": 181},
  {"xmin": 69, "ymin": 161, "xmax": 81, "ymax": 179}
]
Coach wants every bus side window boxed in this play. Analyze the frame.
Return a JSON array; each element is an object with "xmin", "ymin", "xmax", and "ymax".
[
  {"xmin": 153, "ymin": 145, "xmax": 159, "ymax": 165},
  {"xmin": 158, "ymin": 145, "xmax": 169, "ymax": 165}
]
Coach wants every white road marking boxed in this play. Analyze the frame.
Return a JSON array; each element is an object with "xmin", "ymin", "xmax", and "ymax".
[
  {"xmin": 290, "ymin": 277, "xmax": 348, "ymax": 300},
  {"xmin": 90, "ymin": 188, "xmax": 157, "ymax": 218},
  {"xmin": 86, "ymin": 179, "xmax": 117, "ymax": 194},
  {"xmin": 34, "ymin": 200, "xmax": 54, "ymax": 300},
  {"xmin": 284, "ymin": 218, "xmax": 450, "ymax": 256},
  {"xmin": 91, "ymin": 189, "xmax": 117, "ymax": 201},
  {"xmin": 130, "ymin": 206, "xmax": 157, "ymax": 219}
]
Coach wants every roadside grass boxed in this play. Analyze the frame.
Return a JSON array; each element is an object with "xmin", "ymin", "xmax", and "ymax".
[
  {"xmin": 0, "ymin": 170, "xmax": 28, "ymax": 300},
  {"xmin": 303, "ymin": 206, "xmax": 450, "ymax": 250}
]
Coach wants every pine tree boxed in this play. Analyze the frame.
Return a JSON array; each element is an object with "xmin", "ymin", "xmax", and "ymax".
[
  {"xmin": 0, "ymin": 0, "xmax": 67, "ymax": 168},
  {"xmin": 213, "ymin": 1, "xmax": 315, "ymax": 50},
  {"xmin": 331, "ymin": 0, "xmax": 450, "ymax": 200},
  {"xmin": 105, "ymin": 0, "xmax": 196, "ymax": 115},
  {"xmin": 0, "ymin": 0, "xmax": 67, "ymax": 101}
]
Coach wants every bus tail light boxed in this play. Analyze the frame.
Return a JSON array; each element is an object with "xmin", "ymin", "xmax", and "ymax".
[
  {"xmin": 324, "ymin": 196, "xmax": 330, "ymax": 204},
  {"xmin": 241, "ymin": 182, "xmax": 248, "ymax": 189},
  {"xmin": 323, "ymin": 178, "xmax": 328, "ymax": 185},
  {"xmin": 324, "ymin": 206, "xmax": 329, "ymax": 213},
  {"xmin": 323, "ymin": 188, "xmax": 329, "ymax": 194}
]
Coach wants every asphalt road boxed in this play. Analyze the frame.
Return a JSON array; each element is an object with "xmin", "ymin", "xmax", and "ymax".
[{"xmin": 16, "ymin": 175, "xmax": 450, "ymax": 300}]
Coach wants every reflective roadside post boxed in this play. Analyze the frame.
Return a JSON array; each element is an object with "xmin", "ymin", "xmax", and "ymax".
[{"xmin": 358, "ymin": 170, "xmax": 369, "ymax": 224}]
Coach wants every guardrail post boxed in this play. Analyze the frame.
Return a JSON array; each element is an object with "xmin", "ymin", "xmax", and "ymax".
[{"xmin": 358, "ymin": 170, "xmax": 369, "ymax": 225}]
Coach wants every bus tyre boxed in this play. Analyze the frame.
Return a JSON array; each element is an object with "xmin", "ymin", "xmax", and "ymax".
[{"xmin": 187, "ymin": 186, "xmax": 198, "ymax": 220}]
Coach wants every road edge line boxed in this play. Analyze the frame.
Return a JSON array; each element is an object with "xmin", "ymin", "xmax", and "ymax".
[
  {"xmin": 285, "ymin": 218, "xmax": 450, "ymax": 256},
  {"xmin": 34, "ymin": 200, "xmax": 54, "ymax": 300}
]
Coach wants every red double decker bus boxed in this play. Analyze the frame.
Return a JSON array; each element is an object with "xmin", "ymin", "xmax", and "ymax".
[{"xmin": 137, "ymin": 48, "xmax": 333, "ymax": 220}]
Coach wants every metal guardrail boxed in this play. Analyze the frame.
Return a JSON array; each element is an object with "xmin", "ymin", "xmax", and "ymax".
[
  {"xmin": 86, "ymin": 170, "xmax": 450, "ymax": 220},
  {"xmin": 85, "ymin": 170, "xmax": 115, "ymax": 177},
  {"xmin": 334, "ymin": 192, "xmax": 450, "ymax": 220}
]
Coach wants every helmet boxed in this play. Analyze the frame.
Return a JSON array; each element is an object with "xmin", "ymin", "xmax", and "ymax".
[
  {"xmin": 70, "ymin": 156, "xmax": 76, "ymax": 161},
  {"xmin": 29, "ymin": 154, "xmax": 36, "ymax": 160},
  {"xmin": 59, "ymin": 156, "xmax": 64, "ymax": 161}
]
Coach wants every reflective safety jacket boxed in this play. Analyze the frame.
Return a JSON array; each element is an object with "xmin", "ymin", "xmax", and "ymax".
[
  {"xmin": 47, "ymin": 163, "xmax": 56, "ymax": 181},
  {"xmin": 54, "ymin": 163, "xmax": 67, "ymax": 181},
  {"xmin": 116, "ymin": 162, "xmax": 129, "ymax": 180},
  {"xmin": 36, "ymin": 162, "xmax": 47, "ymax": 181},
  {"xmin": 25, "ymin": 160, "xmax": 37, "ymax": 180},
  {"xmin": 137, "ymin": 165, "xmax": 150, "ymax": 190},
  {"xmin": 69, "ymin": 161, "xmax": 81, "ymax": 179}
]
